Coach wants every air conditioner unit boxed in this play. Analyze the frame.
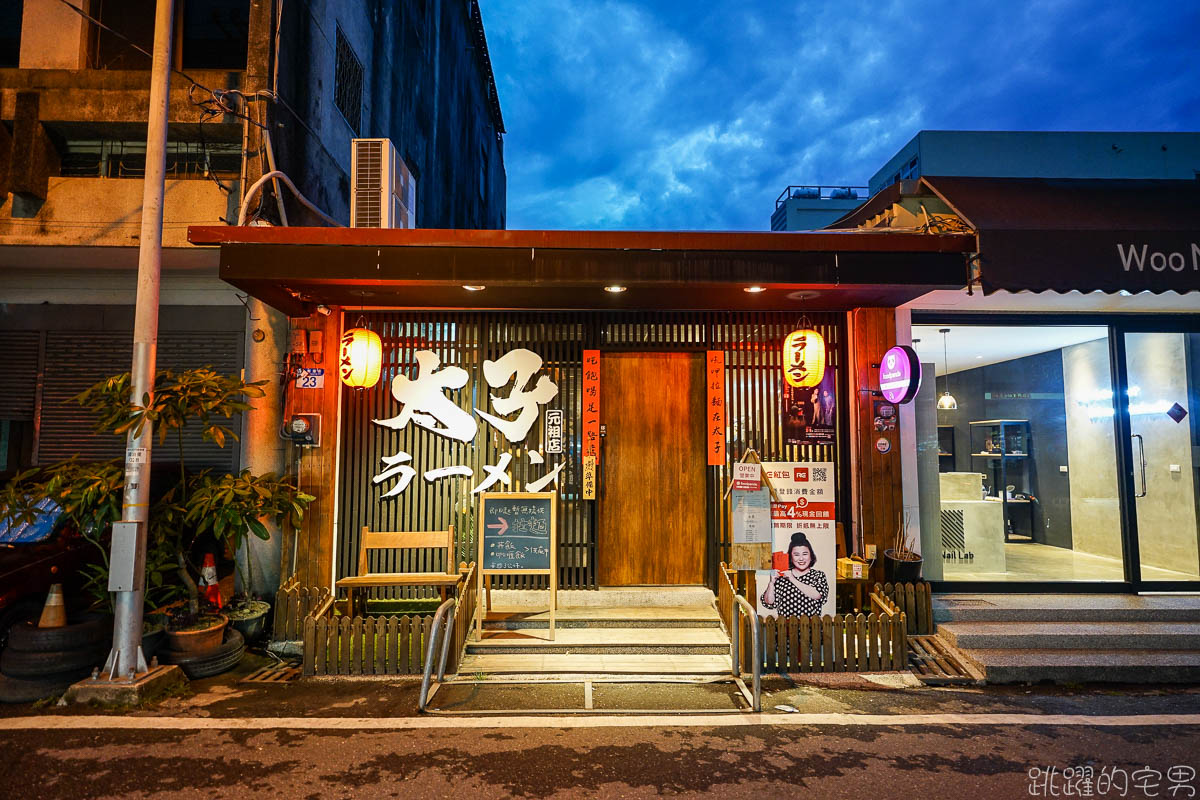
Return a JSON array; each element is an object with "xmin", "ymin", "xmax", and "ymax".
[{"xmin": 350, "ymin": 138, "xmax": 416, "ymax": 228}]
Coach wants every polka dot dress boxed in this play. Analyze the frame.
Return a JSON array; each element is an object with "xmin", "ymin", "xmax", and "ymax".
[{"xmin": 761, "ymin": 569, "xmax": 829, "ymax": 617}]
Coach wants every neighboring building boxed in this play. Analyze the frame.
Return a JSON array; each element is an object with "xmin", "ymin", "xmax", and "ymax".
[
  {"xmin": 0, "ymin": 0, "xmax": 505, "ymax": 592},
  {"xmin": 769, "ymin": 184, "xmax": 866, "ymax": 231},
  {"xmin": 832, "ymin": 131, "xmax": 1200, "ymax": 598},
  {"xmin": 868, "ymin": 130, "xmax": 1200, "ymax": 196}
]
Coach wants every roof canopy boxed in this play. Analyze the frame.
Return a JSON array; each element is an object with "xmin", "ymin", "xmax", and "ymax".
[
  {"xmin": 186, "ymin": 227, "xmax": 973, "ymax": 316},
  {"xmin": 833, "ymin": 177, "xmax": 1200, "ymax": 295}
]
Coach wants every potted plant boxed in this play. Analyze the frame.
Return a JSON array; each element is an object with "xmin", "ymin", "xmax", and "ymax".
[
  {"xmin": 71, "ymin": 367, "xmax": 312, "ymax": 654},
  {"xmin": 883, "ymin": 510, "xmax": 923, "ymax": 583},
  {"xmin": 183, "ymin": 469, "xmax": 311, "ymax": 643}
]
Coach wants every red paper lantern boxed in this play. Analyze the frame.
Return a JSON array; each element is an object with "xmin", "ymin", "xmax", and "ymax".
[{"xmin": 340, "ymin": 327, "xmax": 382, "ymax": 389}]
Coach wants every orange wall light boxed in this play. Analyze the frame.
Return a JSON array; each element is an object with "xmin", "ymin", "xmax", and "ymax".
[
  {"xmin": 783, "ymin": 328, "xmax": 826, "ymax": 388},
  {"xmin": 340, "ymin": 327, "xmax": 382, "ymax": 389}
]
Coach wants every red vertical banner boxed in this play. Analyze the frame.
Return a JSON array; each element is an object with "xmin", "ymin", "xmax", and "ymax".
[
  {"xmin": 582, "ymin": 349, "xmax": 601, "ymax": 467},
  {"xmin": 706, "ymin": 350, "xmax": 726, "ymax": 466}
]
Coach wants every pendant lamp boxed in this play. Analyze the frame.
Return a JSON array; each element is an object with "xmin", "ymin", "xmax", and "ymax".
[{"xmin": 936, "ymin": 328, "xmax": 957, "ymax": 410}]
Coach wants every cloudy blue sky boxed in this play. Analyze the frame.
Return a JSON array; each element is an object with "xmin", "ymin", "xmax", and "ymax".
[{"xmin": 478, "ymin": 0, "xmax": 1200, "ymax": 231}]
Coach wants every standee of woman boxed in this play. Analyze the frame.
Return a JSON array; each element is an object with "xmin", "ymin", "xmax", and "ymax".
[{"xmin": 760, "ymin": 531, "xmax": 830, "ymax": 617}]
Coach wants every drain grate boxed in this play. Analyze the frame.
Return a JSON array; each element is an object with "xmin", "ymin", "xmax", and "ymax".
[
  {"xmin": 908, "ymin": 636, "xmax": 977, "ymax": 685},
  {"xmin": 241, "ymin": 661, "xmax": 302, "ymax": 684}
]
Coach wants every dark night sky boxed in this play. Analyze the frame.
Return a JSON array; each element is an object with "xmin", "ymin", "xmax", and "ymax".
[{"xmin": 479, "ymin": 0, "xmax": 1200, "ymax": 231}]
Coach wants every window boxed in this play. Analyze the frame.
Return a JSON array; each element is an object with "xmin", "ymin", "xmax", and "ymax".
[
  {"xmin": 334, "ymin": 26, "xmax": 364, "ymax": 135},
  {"xmin": 0, "ymin": 0, "xmax": 21, "ymax": 68},
  {"xmin": 181, "ymin": 0, "xmax": 250, "ymax": 70}
]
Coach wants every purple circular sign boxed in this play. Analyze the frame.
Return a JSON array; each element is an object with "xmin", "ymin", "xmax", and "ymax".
[{"xmin": 879, "ymin": 345, "xmax": 921, "ymax": 404}]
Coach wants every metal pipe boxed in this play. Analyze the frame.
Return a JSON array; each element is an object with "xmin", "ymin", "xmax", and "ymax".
[
  {"xmin": 731, "ymin": 595, "xmax": 762, "ymax": 712},
  {"xmin": 418, "ymin": 597, "xmax": 456, "ymax": 712},
  {"xmin": 108, "ymin": 0, "xmax": 175, "ymax": 680}
]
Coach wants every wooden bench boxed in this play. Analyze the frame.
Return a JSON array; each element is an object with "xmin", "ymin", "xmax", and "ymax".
[{"xmin": 335, "ymin": 526, "xmax": 458, "ymax": 615}]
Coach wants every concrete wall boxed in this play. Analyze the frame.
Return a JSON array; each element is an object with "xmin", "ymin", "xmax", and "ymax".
[
  {"xmin": 0, "ymin": 177, "xmax": 230, "ymax": 247},
  {"xmin": 18, "ymin": 0, "xmax": 88, "ymax": 70},
  {"xmin": 1062, "ymin": 338, "xmax": 1123, "ymax": 561},
  {"xmin": 1125, "ymin": 333, "xmax": 1200, "ymax": 575}
]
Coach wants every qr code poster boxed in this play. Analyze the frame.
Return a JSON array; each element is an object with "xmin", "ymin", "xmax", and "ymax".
[{"xmin": 755, "ymin": 462, "xmax": 836, "ymax": 619}]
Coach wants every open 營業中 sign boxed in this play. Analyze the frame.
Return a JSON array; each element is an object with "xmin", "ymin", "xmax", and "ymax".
[{"xmin": 477, "ymin": 491, "xmax": 557, "ymax": 639}]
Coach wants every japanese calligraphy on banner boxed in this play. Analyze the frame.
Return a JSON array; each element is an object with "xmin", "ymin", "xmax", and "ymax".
[
  {"xmin": 706, "ymin": 351, "xmax": 726, "ymax": 465},
  {"xmin": 582, "ymin": 350, "xmax": 600, "ymax": 467},
  {"xmin": 755, "ymin": 461, "xmax": 836, "ymax": 619}
]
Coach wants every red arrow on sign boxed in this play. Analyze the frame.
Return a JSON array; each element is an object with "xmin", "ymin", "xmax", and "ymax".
[{"xmin": 487, "ymin": 517, "xmax": 509, "ymax": 536}]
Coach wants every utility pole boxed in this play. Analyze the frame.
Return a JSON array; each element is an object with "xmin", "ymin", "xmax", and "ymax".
[{"xmin": 104, "ymin": 0, "xmax": 174, "ymax": 680}]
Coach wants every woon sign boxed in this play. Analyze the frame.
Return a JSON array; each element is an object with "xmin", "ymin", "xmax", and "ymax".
[{"xmin": 1118, "ymin": 242, "xmax": 1200, "ymax": 273}]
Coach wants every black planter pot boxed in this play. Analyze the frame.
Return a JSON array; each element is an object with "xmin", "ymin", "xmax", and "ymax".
[
  {"xmin": 226, "ymin": 600, "xmax": 271, "ymax": 644},
  {"xmin": 883, "ymin": 550, "xmax": 923, "ymax": 583}
]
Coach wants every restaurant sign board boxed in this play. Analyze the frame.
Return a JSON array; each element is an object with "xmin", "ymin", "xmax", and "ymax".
[{"xmin": 879, "ymin": 345, "xmax": 921, "ymax": 405}]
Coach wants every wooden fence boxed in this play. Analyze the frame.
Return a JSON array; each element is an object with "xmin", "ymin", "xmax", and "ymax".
[
  {"xmin": 874, "ymin": 581, "xmax": 934, "ymax": 635},
  {"xmin": 300, "ymin": 563, "xmax": 478, "ymax": 677},
  {"xmin": 760, "ymin": 612, "xmax": 907, "ymax": 672},
  {"xmin": 304, "ymin": 614, "xmax": 434, "ymax": 676},
  {"xmin": 720, "ymin": 563, "xmax": 908, "ymax": 673},
  {"xmin": 273, "ymin": 575, "xmax": 333, "ymax": 640}
]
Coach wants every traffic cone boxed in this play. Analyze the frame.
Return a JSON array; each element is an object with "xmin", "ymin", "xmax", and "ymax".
[
  {"xmin": 38, "ymin": 583, "xmax": 67, "ymax": 628},
  {"xmin": 199, "ymin": 553, "xmax": 224, "ymax": 609}
]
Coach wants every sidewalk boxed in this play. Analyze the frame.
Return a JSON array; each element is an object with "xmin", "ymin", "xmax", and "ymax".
[{"xmin": 2, "ymin": 650, "xmax": 1199, "ymax": 721}]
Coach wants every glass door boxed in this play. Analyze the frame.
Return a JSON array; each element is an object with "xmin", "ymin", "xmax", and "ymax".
[{"xmin": 1120, "ymin": 329, "xmax": 1200, "ymax": 585}]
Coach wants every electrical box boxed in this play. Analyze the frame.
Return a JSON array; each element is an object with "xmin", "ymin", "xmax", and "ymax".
[
  {"xmin": 289, "ymin": 329, "xmax": 308, "ymax": 354},
  {"xmin": 308, "ymin": 331, "xmax": 324, "ymax": 357},
  {"xmin": 288, "ymin": 413, "xmax": 321, "ymax": 446},
  {"xmin": 108, "ymin": 521, "xmax": 145, "ymax": 592}
]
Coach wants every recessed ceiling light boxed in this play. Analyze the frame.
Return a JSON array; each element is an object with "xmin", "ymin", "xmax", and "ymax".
[
  {"xmin": 975, "ymin": 355, "xmax": 983, "ymax": 359},
  {"xmin": 744, "ymin": 286, "xmax": 767, "ymax": 293},
  {"xmin": 462, "ymin": 285, "xmax": 486, "ymax": 291},
  {"xmin": 604, "ymin": 285, "xmax": 627, "ymax": 293}
]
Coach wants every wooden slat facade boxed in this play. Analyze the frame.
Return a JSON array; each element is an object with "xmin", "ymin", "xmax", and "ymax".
[{"xmin": 334, "ymin": 311, "xmax": 844, "ymax": 593}]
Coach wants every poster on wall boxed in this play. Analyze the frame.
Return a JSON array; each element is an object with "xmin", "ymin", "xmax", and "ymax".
[
  {"xmin": 754, "ymin": 461, "xmax": 836, "ymax": 619},
  {"xmin": 782, "ymin": 369, "xmax": 836, "ymax": 447}
]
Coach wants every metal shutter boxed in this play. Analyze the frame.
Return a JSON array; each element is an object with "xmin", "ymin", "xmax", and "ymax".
[
  {"xmin": 37, "ymin": 331, "xmax": 244, "ymax": 470},
  {"xmin": 0, "ymin": 331, "xmax": 41, "ymax": 420}
]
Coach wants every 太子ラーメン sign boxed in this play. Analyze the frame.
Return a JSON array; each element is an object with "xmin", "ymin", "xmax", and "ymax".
[{"xmin": 878, "ymin": 345, "xmax": 921, "ymax": 405}]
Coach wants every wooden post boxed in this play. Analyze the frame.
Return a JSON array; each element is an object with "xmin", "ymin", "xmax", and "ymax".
[{"xmin": 846, "ymin": 308, "xmax": 904, "ymax": 584}]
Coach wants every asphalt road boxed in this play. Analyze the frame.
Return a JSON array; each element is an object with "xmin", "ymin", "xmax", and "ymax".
[
  {"xmin": 4, "ymin": 668, "xmax": 1200, "ymax": 799},
  {"xmin": 4, "ymin": 717, "xmax": 1199, "ymax": 799}
]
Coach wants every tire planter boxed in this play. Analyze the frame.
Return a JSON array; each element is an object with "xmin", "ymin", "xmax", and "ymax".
[
  {"xmin": 7, "ymin": 613, "xmax": 112, "ymax": 653},
  {"xmin": 158, "ymin": 628, "xmax": 245, "ymax": 679},
  {"xmin": 0, "ymin": 642, "xmax": 109, "ymax": 680},
  {"xmin": 0, "ymin": 671, "xmax": 86, "ymax": 704},
  {"xmin": 163, "ymin": 613, "xmax": 228, "ymax": 656}
]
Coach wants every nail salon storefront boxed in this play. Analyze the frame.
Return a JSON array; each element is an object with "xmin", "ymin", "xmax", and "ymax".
[
  {"xmin": 188, "ymin": 226, "xmax": 972, "ymax": 595},
  {"xmin": 834, "ymin": 177, "xmax": 1200, "ymax": 593}
]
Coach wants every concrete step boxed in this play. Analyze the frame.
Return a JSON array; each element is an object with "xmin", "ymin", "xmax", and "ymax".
[
  {"xmin": 467, "ymin": 627, "xmax": 731, "ymax": 655},
  {"xmin": 456, "ymin": 652, "xmax": 733, "ymax": 676},
  {"xmin": 483, "ymin": 606, "xmax": 721, "ymax": 630},
  {"xmin": 938, "ymin": 621, "xmax": 1200, "ymax": 650},
  {"xmin": 955, "ymin": 647, "xmax": 1200, "ymax": 684},
  {"xmin": 934, "ymin": 594, "xmax": 1200, "ymax": 624}
]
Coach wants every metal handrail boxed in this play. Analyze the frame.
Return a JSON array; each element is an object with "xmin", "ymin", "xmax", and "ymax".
[
  {"xmin": 418, "ymin": 597, "xmax": 457, "ymax": 712},
  {"xmin": 729, "ymin": 594, "xmax": 762, "ymax": 712}
]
